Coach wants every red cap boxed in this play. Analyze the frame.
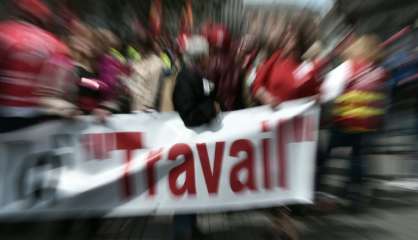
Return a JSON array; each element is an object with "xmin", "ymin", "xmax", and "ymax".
[{"xmin": 14, "ymin": 0, "xmax": 52, "ymax": 23}]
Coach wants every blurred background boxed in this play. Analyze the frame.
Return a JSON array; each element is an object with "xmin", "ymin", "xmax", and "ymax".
[{"xmin": 1, "ymin": 0, "xmax": 418, "ymax": 239}]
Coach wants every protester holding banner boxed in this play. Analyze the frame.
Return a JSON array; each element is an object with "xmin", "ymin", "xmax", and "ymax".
[
  {"xmin": 237, "ymin": 34, "xmax": 261, "ymax": 108},
  {"xmin": 252, "ymin": 20, "xmax": 320, "ymax": 107},
  {"xmin": 70, "ymin": 26, "xmax": 127, "ymax": 119},
  {"xmin": 172, "ymin": 35, "xmax": 219, "ymax": 239},
  {"xmin": 173, "ymin": 35, "xmax": 220, "ymax": 127},
  {"xmin": 96, "ymin": 28, "xmax": 127, "ymax": 113},
  {"xmin": 126, "ymin": 34, "xmax": 166, "ymax": 112},
  {"xmin": 69, "ymin": 22, "xmax": 101, "ymax": 114},
  {"xmin": 318, "ymin": 35, "xmax": 387, "ymax": 210},
  {"xmin": 205, "ymin": 24, "xmax": 244, "ymax": 111}
]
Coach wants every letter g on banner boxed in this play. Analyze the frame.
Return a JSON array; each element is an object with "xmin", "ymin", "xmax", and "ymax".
[{"xmin": 16, "ymin": 151, "xmax": 62, "ymax": 208}]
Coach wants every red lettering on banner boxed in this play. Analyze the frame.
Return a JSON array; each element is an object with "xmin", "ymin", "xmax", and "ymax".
[
  {"xmin": 82, "ymin": 133, "xmax": 104, "ymax": 160},
  {"xmin": 82, "ymin": 133, "xmax": 115, "ymax": 160},
  {"xmin": 104, "ymin": 133, "xmax": 115, "ymax": 158},
  {"xmin": 196, "ymin": 142, "xmax": 225, "ymax": 195},
  {"xmin": 81, "ymin": 134, "xmax": 92, "ymax": 158},
  {"xmin": 261, "ymin": 120, "xmax": 270, "ymax": 132},
  {"xmin": 261, "ymin": 121, "xmax": 272, "ymax": 189},
  {"xmin": 304, "ymin": 115, "xmax": 315, "ymax": 141},
  {"xmin": 293, "ymin": 117, "xmax": 304, "ymax": 142},
  {"xmin": 229, "ymin": 139, "xmax": 256, "ymax": 193},
  {"xmin": 115, "ymin": 132, "xmax": 143, "ymax": 199},
  {"xmin": 82, "ymin": 132, "xmax": 145, "ymax": 199},
  {"xmin": 276, "ymin": 120, "xmax": 288, "ymax": 189},
  {"xmin": 91, "ymin": 134, "xmax": 103, "ymax": 159},
  {"xmin": 168, "ymin": 144, "xmax": 196, "ymax": 196},
  {"xmin": 261, "ymin": 114, "xmax": 316, "ymax": 190},
  {"xmin": 146, "ymin": 149, "xmax": 163, "ymax": 196},
  {"xmin": 77, "ymin": 112, "xmax": 315, "ymax": 198},
  {"xmin": 262, "ymin": 139, "xmax": 272, "ymax": 190},
  {"xmin": 291, "ymin": 116, "xmax": 316, "ymax": 142}
]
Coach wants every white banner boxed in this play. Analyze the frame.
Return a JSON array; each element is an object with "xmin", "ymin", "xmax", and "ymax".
[{"xmin": 0, "ymin": 100, "xmax": 319, "ymax": 218}]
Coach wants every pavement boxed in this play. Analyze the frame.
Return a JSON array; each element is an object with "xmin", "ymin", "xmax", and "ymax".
[
  {"xmin": 296, "ymin": 196, "xmax": 418, "ymax": 240},
  {"xmin": 0, "ymin": 194, "xmax": 418, "ymax": 240}
]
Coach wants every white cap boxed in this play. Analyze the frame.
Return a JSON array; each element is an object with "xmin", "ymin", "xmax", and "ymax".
[{"xmin": 184, "ymin": 35, "xmax": 209, "ymax": 58}]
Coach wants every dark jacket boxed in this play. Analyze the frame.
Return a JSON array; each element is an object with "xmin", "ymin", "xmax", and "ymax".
[
  {"xmin": 208, "ymin": 50, "xmax": 244, "ymax": 111},
  {"xmin": 173, "ymin": 65, "xmax": 217, "ymax": 127}
]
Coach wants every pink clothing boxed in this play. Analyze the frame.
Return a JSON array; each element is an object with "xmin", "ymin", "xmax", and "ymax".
[{"xmin": 0, "ymin": 21, "xmax": 74, "ymax": 117}]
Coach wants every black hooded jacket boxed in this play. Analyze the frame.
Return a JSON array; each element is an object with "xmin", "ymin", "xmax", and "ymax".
[{"xmin": 172, "ymin": 65, "xmax": 217, "ymax": 127}]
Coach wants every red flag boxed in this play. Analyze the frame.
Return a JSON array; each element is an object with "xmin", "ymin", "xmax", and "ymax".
[
  {"xmin": 149, "ymin": 0, "xmax": 162, "ymax": 37},
  {"xmin": 14, "ymin": 0, "xmax": 52, "ymax": 23},
  {"xmin": 180, "ymin": 0, "xmax": 193, "ymax": 34},
  {"xmin": 177, "ymin": 0, "xmax": 193, "ymax": 53}
]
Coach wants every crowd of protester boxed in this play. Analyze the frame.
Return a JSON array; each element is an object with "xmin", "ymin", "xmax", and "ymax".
[
  {"xmin": 0, "ymin": 1, "xmax": 395, "ymax": 239},
  {"xmin": 0, "ymin": 0, "xmax": 330, "ymax": 129},
  {"xmin": 0, "ymin": 0, "xmax": 385, "ymax": 128},
  {"xmin": 0, "ymin": 0, "xmax": 390, "ymax": 206},
  {"xmin": 0, "ymin": 0, "xmax": 176, "ymax": 130}
]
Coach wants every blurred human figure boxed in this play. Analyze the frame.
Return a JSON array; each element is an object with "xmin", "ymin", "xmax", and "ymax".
[
  {"xmin": 0, "ymin": 0, "xmax": 77, "ymax": 133},
  {"xmin": 172, "ymin": 35, "xmax": 216, "ymax": 240},
  {"xmin": 239, "ymin": 34, "xmax": 262, "ymax": 108},
  {"xmin": 205, "ymin": 24, "xmax": 244, "ymax": 111},
  {"xmin": 252, "ymin": 22, "xmax": 320, "ymax": 107},
  {"xmin": 240, "ymin": 12, "xmax": 276, "ymax": 108},
  {"xmin": 294, "ymin": 40, "xmax": 325, "ymax": 100},
  {"xmin": 68, "ymin": 22, "xmax": 100, "ymax": 114},
  {"xmin": 123, "ymin": 23, "xmax": 174, "ymax": 113},
  {"xmin": 125, "ymin": 35, "xmax": 165, "ymax": 112},
  {"xmin": 173, "ymin": 35, "xmax": 219, "ymax": 127},
  {"xmin": 156, "ymin": 37, "xmax": 179, "ymax": 112},
  {"xmin": 318, "ymin": 35, "xmax": 387, "ymax": 210},
  {"xmin": 96, "ymin": 28, "xmax": 129, "ymax": 115}
]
